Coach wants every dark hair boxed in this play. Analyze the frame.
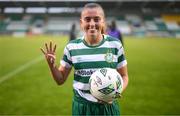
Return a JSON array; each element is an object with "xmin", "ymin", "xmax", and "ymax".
[
  {"xmin": 111, "ymin": 20, "xmax": 117, "ymax": 30},
  {"xmin": 82, "ymin": 3, "xmax": 105, "ymax": 17},
  {"xmin": 84, "ymin": 3, "xmax": 102, "ymax": 9}
]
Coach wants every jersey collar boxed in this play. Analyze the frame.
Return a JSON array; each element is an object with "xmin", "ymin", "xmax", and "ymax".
[{"xmin": 82, "ymin": 34, "xmax": 107, "ymax": 48}]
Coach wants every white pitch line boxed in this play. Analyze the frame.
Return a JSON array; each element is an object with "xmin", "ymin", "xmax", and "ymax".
[{"xmin": 0, "ymin": 55, "xmax": 44, "ymax": 84}]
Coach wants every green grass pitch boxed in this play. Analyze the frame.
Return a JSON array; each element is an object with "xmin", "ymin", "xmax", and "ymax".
[{"xmin": 0, "ymin": 35, "xmax": 180, "ymax": 115}]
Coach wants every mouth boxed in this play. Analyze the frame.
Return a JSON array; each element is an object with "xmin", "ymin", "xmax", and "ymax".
[
  {"xmin": 87, "ymin": 26, "xmax": 99, "ymax": 31},
  {"xmin": 89, "ymin": 29, "xmax": 95, "ymax": 33}
]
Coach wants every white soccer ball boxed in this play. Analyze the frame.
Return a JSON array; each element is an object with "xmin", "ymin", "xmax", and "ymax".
[{"xmin": 89, "ymin": 68, "xmax": 123, "ymax": 103}]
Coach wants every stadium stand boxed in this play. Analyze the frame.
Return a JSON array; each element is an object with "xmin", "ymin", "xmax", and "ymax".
[
  {"xmin": 0, "ymin": 0, "xmax": 179, "ymax": 38},
  {"xmin": 116, "ymin": 20, "xmax": 131, "ymax": 35},
  {"xmin": 29, "ymin": 15, "xmax": 45, "ymax": 35},
  {"xmin": 46, "ymin": 17, "xmax": 72, "ymax": 34},
  {"xmin": 162, "ymin": 15, "xmax": 180, "ymax": 38}
]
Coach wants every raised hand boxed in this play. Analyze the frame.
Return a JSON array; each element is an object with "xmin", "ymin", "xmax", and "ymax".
[{"xmin": 40, "ymin": 41, "xmax": 57, "ymax": 66}]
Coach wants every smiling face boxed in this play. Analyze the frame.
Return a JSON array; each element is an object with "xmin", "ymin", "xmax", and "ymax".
[{"xmin": 80, "ymin": 7, "xmax": 105, "ymax": 41}]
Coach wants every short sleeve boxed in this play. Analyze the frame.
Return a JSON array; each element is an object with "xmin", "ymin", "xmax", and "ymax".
[
  {"xmin": 60, "ymin": 46, "xmax": 72, "ymax": 68},
  {"xmin": 116, "ymin": 45, "xmax": 127, "ymax": 69}
]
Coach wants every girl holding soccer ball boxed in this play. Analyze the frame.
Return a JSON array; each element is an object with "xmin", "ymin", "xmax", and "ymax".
[{"xmin": 41, "ymin": 3, "xmax": 129, "ymax": 115}]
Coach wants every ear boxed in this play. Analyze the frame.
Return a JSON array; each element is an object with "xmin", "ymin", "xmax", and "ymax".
[
  {"xmin": 80, "ymin": 18, "xmax": 82, "ymax": 25},
  {"xmin": 102, "ymin": 20, "xmax": 107, "ymax": 34},
  {"xmin": 80, "ymin": 19, "xmax": 83, "ymax": 30}
]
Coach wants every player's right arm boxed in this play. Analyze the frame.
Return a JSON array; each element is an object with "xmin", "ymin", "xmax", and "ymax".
[{"xmin": 41, "ymin": 41, "xmax": 71, "ymax": 85}]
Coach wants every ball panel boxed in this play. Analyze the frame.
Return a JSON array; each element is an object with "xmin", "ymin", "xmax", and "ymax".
[{"xmin": 89, "ymin": 68, "xmax": 123, "ymax": 103}]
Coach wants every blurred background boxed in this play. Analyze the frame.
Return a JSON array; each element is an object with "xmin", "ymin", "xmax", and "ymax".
[
  {"xmin": 0, "ymin": 0, "xmax": 180, "ymax": 37},
  {"xmin": 0, "ymin": 0, "xmax": 180, "ymax": 115}
]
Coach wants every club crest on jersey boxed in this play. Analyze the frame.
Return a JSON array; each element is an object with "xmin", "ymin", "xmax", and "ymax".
[{"xmin": 105, "ymin": 50, "xmax": 114, "ymax": 63}]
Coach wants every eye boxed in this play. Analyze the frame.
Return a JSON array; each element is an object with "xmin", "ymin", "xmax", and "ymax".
[
  {"xmin": 94, "ymin": 17, "xmax": 100, "ymax": 22},
  {"xmin": 84, "ymin": 17, "xmax": 91, "ymax": 22}
]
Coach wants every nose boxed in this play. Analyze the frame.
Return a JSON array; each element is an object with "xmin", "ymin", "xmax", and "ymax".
[{"xmin": 89, "ymin": 19, "xmax": 95, "ymax": 28}]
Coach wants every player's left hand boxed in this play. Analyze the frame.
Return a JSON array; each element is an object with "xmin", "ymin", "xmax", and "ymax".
[
  {"xmin": 114, "ymin": 92, "xmax": 122, "ymax": 99},
  {"xmin": 98, "ymin": 99, "xmax": 113, "ymax": 104}
]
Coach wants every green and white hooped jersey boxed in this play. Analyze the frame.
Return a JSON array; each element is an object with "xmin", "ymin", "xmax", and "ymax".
[{"xmin": 60, "ymin": 34, "xmax": 127, "ymax": 102}]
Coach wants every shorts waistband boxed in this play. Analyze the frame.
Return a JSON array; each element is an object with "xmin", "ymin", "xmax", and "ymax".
[
  {"xmin": 73, "ymin": 95, "xmax": 101, "ymax": 105},
  {"xmin": 73, "ymin": 89, "xmax": 116, "ymax": 105}
]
